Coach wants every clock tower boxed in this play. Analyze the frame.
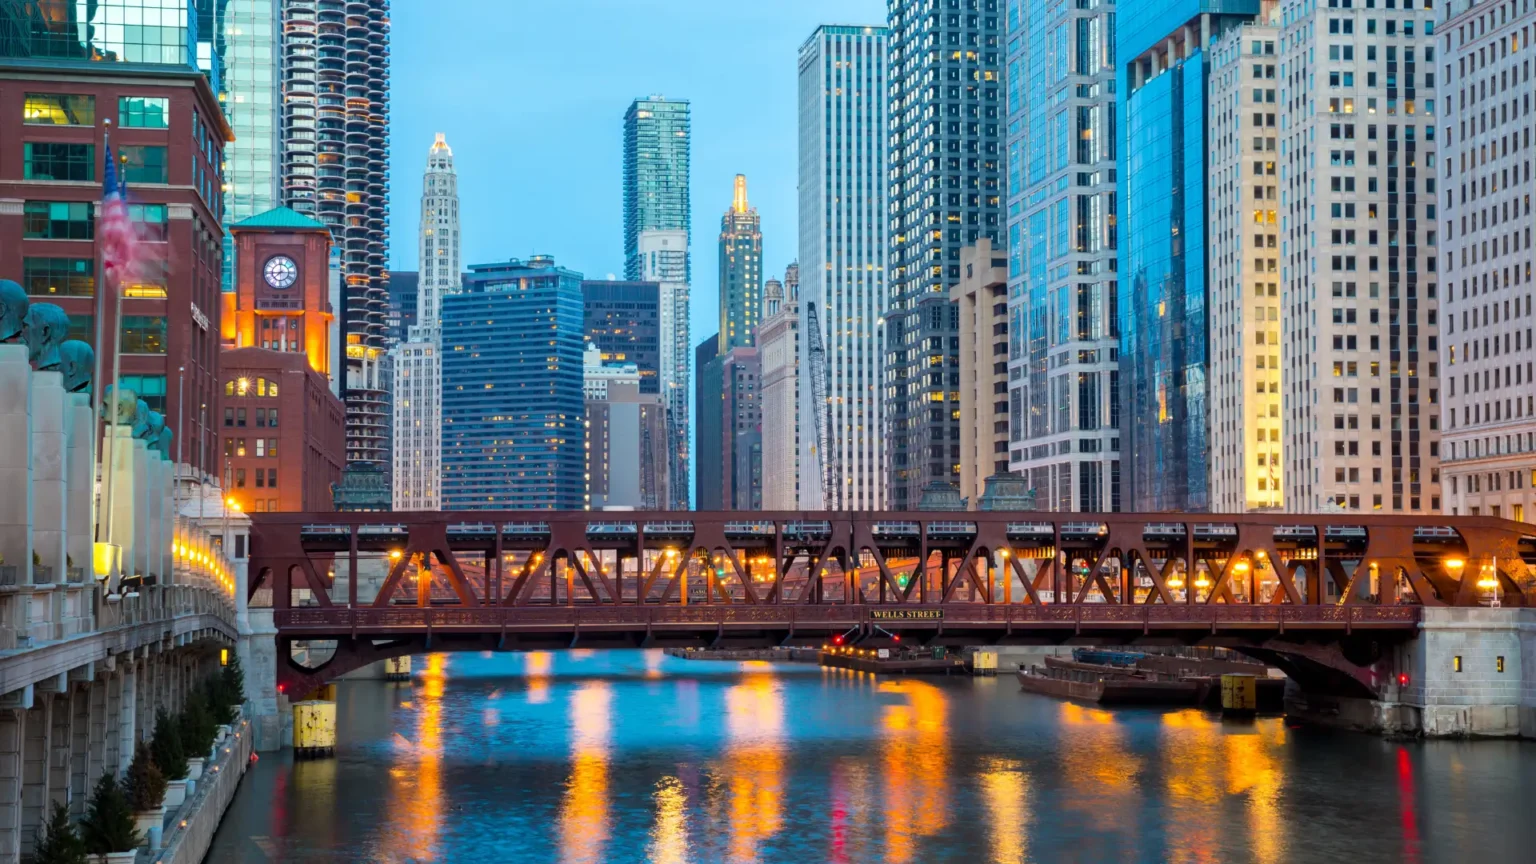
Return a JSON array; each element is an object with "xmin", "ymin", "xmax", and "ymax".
[
  {"xmin": 223, "ymin": 206, "xmax": 336, "ymax": 378},
  {"xmin": 217, "ymin": 207, "xmax": 346, "ymax": 512}
]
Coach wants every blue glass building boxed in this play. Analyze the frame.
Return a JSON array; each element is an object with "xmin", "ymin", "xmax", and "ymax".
[
  {"xmin": 442, "ymin": 257, "xmax": 587, "ymax": 510},
  {"xmin": 1117, "ymin": 0, "xmax": 1259, "ymax": 512}
]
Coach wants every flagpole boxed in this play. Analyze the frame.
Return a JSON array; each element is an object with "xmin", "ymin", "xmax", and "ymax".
[
  {"xmin": 102, "ymin": 148, "xmax": 127, "ymax": 562},
  {"xmin": 91, "ymin": 121, "xmax": 111, "ymax": 543}
]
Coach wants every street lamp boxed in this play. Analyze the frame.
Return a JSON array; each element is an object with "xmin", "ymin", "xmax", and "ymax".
[{"xmin": 1477, "ymin": 558, "xmax": 1500, "ymax": 607}]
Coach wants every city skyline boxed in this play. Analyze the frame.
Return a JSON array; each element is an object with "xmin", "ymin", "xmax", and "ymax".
[{"xmin": 385, "ymin": 0, "xmax": 884, "ymax": 348}]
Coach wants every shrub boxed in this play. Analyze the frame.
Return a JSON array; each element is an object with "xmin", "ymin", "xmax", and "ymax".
[
  {"xmin": 179, "ymin": 689, "xmax": 216, "ymax": 755},
  {"xmin": 34, "ymin": 799, "xmax": 87, "ymax": 864},
  {"xmin": 81, "ymin": 772, "xmax": 139, "ymax": 854},
  {"xmin": 150, "ymin": 708, "xmax": 187, "ymax": 781},
  {"xmin": 122, "ymin": 742, "xmax": 166, "ymax": 812}
]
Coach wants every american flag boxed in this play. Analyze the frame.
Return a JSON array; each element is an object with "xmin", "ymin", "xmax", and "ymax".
[{"xmin": 98, "ymin": 144, "xmax": 140, "ymax": 285}]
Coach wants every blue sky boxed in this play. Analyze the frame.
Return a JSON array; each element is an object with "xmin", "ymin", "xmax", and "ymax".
[{"xmin": 389, "ymin": 0, "xmax": 886, "ymax": 344}]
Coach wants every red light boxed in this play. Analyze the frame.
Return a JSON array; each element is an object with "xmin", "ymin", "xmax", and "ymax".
[
  {"xmin": 833, "ymin": 634, "xmax": 844, "ymax": 645},
  {"xmin": 1397, "ymin": 673, "xmax": 1409, "ymax": 686},
  {"xmin": 892, "ymin": 634, "xmax": 901, "ymax": 642},
  {"xmin": 276, "ymin": 683, "xmax": 285, "ymax": 693}
]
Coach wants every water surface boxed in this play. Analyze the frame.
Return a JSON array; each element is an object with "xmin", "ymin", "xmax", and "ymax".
[{"xmin": 209, "ymin": 649, "xmax": 1536, "ymax": 863}]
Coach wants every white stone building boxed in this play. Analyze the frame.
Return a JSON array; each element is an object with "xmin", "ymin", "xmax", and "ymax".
[
  {"xmin": 1280, "ymin": 0, "xmax": 1444, "ymax": 514},
  {"xmin": 796, "ymin": 24, "xmax": 889, "ymax": 510},
  {"xmin": 1438, "ymin": 0, "xmax": 1536, "ymax": 521},
  {"xmin": 391, "ymin": 134, "xmax": 458, "ymax": 510},
  {"xmin": 759, "ymin": 267, "xmax": 801, "ymax": 509},
  {"xmin": 636, "ymin": 228, "xmax": 691, "ymax": 510},
  {"xmin": 1209, "ymin": 13, "xmax": 1285, "ymax": 512}
]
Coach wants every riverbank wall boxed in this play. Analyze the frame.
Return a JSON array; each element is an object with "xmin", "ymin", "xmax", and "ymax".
[{"xmin": 1287, "ymin": 608, "xmax": 1536, "ymax": 738}]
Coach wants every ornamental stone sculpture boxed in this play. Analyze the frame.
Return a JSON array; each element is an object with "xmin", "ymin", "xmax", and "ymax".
[
  {"xmin": 0, "ymin": 280, "xmax": 27, "ymax": 342},
  {"xmin": 57, "ymin": 340, "xmax": 94, "ymax": 393},
  {"xmin": 22, "ymin": 302, "xmax": 69, "ymax": 369}
]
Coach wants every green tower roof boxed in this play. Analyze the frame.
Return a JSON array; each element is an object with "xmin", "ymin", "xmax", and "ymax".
[{"xmin": 230, "ymin": 207, "xmax": 330, "ymax": 234}]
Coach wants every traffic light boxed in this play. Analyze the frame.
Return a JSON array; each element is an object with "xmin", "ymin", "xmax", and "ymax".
[{"xmin": 833, "ymin": 634, "xmax": 844, "ymax": 645}]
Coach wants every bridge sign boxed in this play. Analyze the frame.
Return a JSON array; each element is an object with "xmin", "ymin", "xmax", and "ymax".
[{"xmin": 871, "ymin": 609, "xmax": 943, "ymax": 620}]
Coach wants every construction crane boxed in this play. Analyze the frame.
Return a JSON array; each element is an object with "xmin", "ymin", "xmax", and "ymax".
[{"xmin": 805, "ymin": 301, "xmax": 840, "ymax": 510}]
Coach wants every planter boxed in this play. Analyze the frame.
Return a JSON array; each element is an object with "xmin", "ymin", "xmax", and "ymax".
[
  {"xmin": 165, "ymin": 778, "xmax": 187, "ymax": 808},
  {"xmin": 32, "ymin": 565, "xmax": 54, "ymax": 585},
  {"xmin": 133, "ymin": 806, "xmax": 164, "ymax": 845},
  {"xmin": 102, "ymin": 851, "xmax": 139, "ymax": 864},
  {"xmin": 186, "ymin": 757, "xmax": 204, "ymax": 781},
  {"xmin": 216, "ymin": 724, "xmax": 231, "ymax": 744}
]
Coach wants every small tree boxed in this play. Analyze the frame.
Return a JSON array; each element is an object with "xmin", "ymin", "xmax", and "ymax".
[
  {"xmin": 179, "ymin": 689, "xmax": 216, "ymax": 756},
  {"xmin": 204, "ymin": 677, "xmax": 236, "ymax": 727},
  {"xmin": 122, "ymin": 741, "xmax": 166, "ymax": 812},
  {"xmin": 151, "ymin": 708, "xmax": 187, "ymax": 781},
  {"xmin": 81, "ymin": 772, "xmax": 139, "ymax": 855},
  {"xmin": 220, "ymin": 652, "xmax": 246, "ymax": 710},
  {"xmin": 34, "ymin": 799, "xmax": 88, "ymax": 864}
]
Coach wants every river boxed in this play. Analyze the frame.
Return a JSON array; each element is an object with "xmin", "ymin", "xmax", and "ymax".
[{"xmin": 207, "ymin": 649, "xmax": 1535, "ymax": 863}]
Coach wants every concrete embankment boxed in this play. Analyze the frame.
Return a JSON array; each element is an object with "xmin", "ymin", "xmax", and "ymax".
[{"xmin": 152, "ymin": 715, "xmax": 255, "ymax": 863}]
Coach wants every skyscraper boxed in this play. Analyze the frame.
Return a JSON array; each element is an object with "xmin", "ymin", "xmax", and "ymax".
[
  {"xmin": 1006, "ymin": 0, "xmax": 1121, "ymax": 514},
  {"xmin": 718, "ymin": 174, "xmax": 762, "ymax": 351},
  {"xmin": 281, "ymin": 0, "xmax": 392, "ymax": 500},
  {"xmin": 798, "ymin": 24, "xmax": 889, "ymax": 511},
  {"xmin": 583, "ymin": 279, "xmax": 662, "ymax": 395},
  {"xmin": 442, "ymin": 257, "xmax": 586, "ymax": 510},
  {"xmin": 1118, "ymin": 1, "xmax": 1260, "ymax": 513},
  {"xmin": 1439, "ymin": 0, "xmax": 1536, "ymax": 521},
  {"xmin": 636, "ymin": 229, "xmax": 691, "ymax": 509},
  {"xmin": 1208, "ymin": 11, "xmax": 1282, "ymax": 513},
  {"xmin": 584, "ymin": 344, "xmax": 668, "ymax": 510},
  {"xmin": 624, "ymin": 96, "xmax": 691, "ymax": 280},
  {"xmin": 953, "ymin": 240, "xmax": 1010, "ymax": 507},
  {"xmin": 196, "ymin": 0, "xmax": 279, "ymax": 223},
  {"xmin": 391, "ymin": 134, "xmax": 457, "ymax": 511},
  {"xmin": 759, "ymin": 266, "xmax": 801, "ymax": 509},
  {"xmin": 1279, "ymin": 0, "xmax": 1443, "ymax": 515},
  {"xmin": 624, "ymin": 96, "xmax": 691, "ymax": 508},
  {"xmin": 884, "ymin": 0, "xmax": 1005, "ymax": 510}
]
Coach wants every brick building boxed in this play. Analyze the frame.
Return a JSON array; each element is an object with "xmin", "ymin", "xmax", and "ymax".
[
  {"xmin": 218, "ymin": 207, "xmax": 345, "ymax": 512},
  {"xmin": 0, "ymin": 57, "xmax": 229, "ymax": 477}
]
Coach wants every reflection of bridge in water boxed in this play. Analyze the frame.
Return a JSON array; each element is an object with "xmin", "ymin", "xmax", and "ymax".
[{"xmin": 250, "ymin": 511, "xmax": 1536, "ymax": 699}]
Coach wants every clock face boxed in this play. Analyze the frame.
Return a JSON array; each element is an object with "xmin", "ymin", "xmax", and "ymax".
[{"xmin": 263, "ymin": 256, "xmax": 298, "ymax": 289}]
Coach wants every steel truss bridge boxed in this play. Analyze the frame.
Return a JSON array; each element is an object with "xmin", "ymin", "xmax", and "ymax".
[{"xmin": 248, "ymin": 511, "xmax": 1536, "ymax": 695}]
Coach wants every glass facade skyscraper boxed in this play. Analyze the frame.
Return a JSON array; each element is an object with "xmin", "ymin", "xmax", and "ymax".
[
  {"xmin": 196, "ymin": 0, "xmax": 278, "ymax": 222},
  {"xmin": 442, "ymin": 257, "xmax": 587, "ymax": 510},
  {"xmin": 1005, "ymin": 0, "xmax": 1121, "ymax": 514},
  {"xmin": 0, "ymin": 0, "xmax": 204, "ymax": 72},
  {"xmin": 885, "ymin": 0, "xmax": 1005, "ymax": 510},
  {"xmin": 623, "ymin": 96, "xmax": 691, "ymax": 281},
  {"xmin": 1117, "ymin": 0, "xmax": 1259, "ymax": 513}
]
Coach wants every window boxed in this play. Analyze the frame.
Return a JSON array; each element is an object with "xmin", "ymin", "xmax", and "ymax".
[
  {"xmin": 119, "ymin": 316, "xmax": 167, "ymax": 354},
  {"xmin": 1453, "ymin": 655, "xmax": 1462, "ymax": 673},
  {"xmin": 23, "ymin": 143, "xmax": 94, "ymax": 181},
  {"xmin": 1497, "ymin": 656, "xmax": 1505, "ymax": 673},
  {"xmin": 128, "ymin": 204, "xmax": 168, "ymax": 241},
  {"xmin": 118, "ymin": 374, "xmax": 167, "ymax": 412},
  {"xmin": 22, "ymin": 258, "xmax": 93, "ymax": 297},
  {"xmin": 22, "ymin": 94, "xmax": 93, "ymax": 125},
  {"xmin": 267, "ymin": 469, "xmax": 277, "ymax": 489},
  {"xmin": 120, "ymin": 145, "xmax": 168, "ymax": 184},
  {"xmin": 66, "ymin": 314, "xmax": 92, "ymax": 344},
  {"xmin": 118, "ymin": 96, "xmax": 168, "ymax": 129},
  {"xmin": 23, "ymin": 202, "xmax": 93, "ymax": 239}
]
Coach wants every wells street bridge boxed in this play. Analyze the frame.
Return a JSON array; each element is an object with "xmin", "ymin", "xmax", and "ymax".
[{"xmin": 250, "ymin": 510, "xmax": 1535, "ymax": 700}]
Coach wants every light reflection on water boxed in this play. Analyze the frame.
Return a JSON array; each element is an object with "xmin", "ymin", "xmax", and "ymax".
[{"xmin": 210, "ymin": 649, "xmax": 1536, "ymax": 863}]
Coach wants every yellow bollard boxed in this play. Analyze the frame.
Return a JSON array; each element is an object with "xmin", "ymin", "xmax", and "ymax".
[
  {"xmin": 384, "ymin": 655, "xmax": 413, "ymax": 681},
  {"xmin": 293, "ymin": 700, "xmax": 337, "ymax": 758},
  {"xmin": 1221, "ymin": 673, "xmax": 1258, "ymax": 715}
]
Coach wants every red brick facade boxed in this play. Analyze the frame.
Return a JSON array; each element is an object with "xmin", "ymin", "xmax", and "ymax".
[{"xmin": 0, "ymin": 61, "xmax": 229, "ymax": 476}]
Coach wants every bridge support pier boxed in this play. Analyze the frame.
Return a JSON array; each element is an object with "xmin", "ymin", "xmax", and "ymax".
[{"xmin": 1285, "ymin": 608, "xmax": 1536, "ymax": 738}]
